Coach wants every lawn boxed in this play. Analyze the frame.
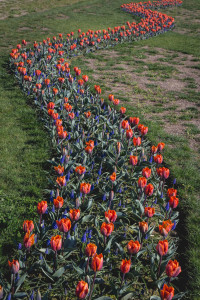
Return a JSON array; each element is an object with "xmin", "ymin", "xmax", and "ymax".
[{"xmin": 0, "ymin": 0, "xmax": 199, "ymax": 298}]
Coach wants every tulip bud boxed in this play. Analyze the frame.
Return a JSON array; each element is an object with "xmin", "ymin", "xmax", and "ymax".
[
  {"xmin": 91, "ymin": 253, "xmax": 103, "ymax": 271},
  {"xmin": 156, "ymin": 240, "xmax": 168, "ymax": 256},
  {"xmin": 76, "ymin": 281, "xmax": 89, "ymax": 299},
  {"xmin": 127, "ymin": 240, "xmax": 140, "ymax": 255},
  {"xmin": 120, "ymin": 259, "xmax": 131, "ymax": 274},
  {"xmin": 160, "ymin": 284, "xmax": 174, "ymax": 300}
]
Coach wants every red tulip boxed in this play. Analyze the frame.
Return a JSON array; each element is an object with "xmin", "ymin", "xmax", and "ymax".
[
  {"xmin": 91, "ymin": 253, "xmax": 103, "ymax": 271},
  {"xmin": 151, "ymin": 145, "xmax": 158, "ymax": 154},
  {"xmin": 75, "ymin": 166, "xmax": 86, "ymax": 175},
  {"xmin": 37, "ymin": 201, "xmax": 47, "ymax": 215},
  {"xmin": 56, "ymin": 218, "xmax": 71, "ymax": 233},
  {"xmin": 157, "ymin": 167, "xmax": 170, "ymax": 179},
  {"xmin": 144, "ymin": 207, "xmax": 155, "ymax": 218},
  {"xmin": 50, "ymin": 235, "xmax": 62, "ymax": 251},
  {"xmin": 80, "ymin": 182, "xmax": 91, "ymax": 194},
  {"xmin": 24, "ymin": 231, "xmax": 35, "ymax": 249},
  {"xmin": 127, "ymin": 240, "xmax": 140, "ymax": 255},
  {"xmin": 100, "ymin": 222, "xmax": 114, "ymax": 236},
  {"xmin": 144, "ymin": 183, "xmax": 154, "ymax": 197},
  {"xmin": 110, "ymin": 172, "xmax": 116, "ymax": 182},
  {"xmin": 56, "ymin": 176, "xmax": 66, "ymax": 187},
  {"xmin": 129, "ymin": 117, "xmax": 139, "ymax": 126},
  {"xmin": 166, "ymin": 260, "xmax": 181, "ymax": 278},
  {"xmin": 129, "ymin": 155, "xmax": 138, "ymax": 166},
  {"xmin": 169, "ymin": 196, "xmax": 179, "ymax": 209},
  {"xmin": 8, "ymin": 260, "xmax": 20, "ymax": 274},
  {"xmin": 54, "ymin": 165, "xmax": 64, "ymax": 175},
  {"xmin": 154, "ymin": 154, "xmax": 163, "ymax": 164},
  {"xmin": 133, "ymin": 136, "xmax": 141, "ymax": 147},
  {"xmin": 108, "ymin": 94, "xmax": 114, "ymax": 101},
  {"xmin": 167, "ymin": 188, "xmax": 177, "ymax": 198},
  {"xmin": 138, "ymin": 177, "xmax": 147, "ymax": 189},
  {"xmin": 105, "ymin": 210, "xmax": 117, "ymax": 223},
  {"xmin": 156, "ymin": 240, "xmax": 168, "ymax": 256},
  {"xmin": 139, "ymin": 221, "xmax": 148, "ymax": 233},
  {"xmin": 159, "ymin": 220, "xmax": 174, "ymax": 237},
  {"xmin": 23, "ymin": 220, "xmax": 34, "ymax": 232},
  {"xmin": 120, "ymin": 107, "xmax": 126, "ymax": 114},
  {"xmin": 85, "ymin": 243, "xmax": 97, "ymax": 257},
  {"xmin": 142, "ymin": 167, "xmax": 151, "ymax": 179},
  {"xmin": 120, "ymin": 259, "xmax": 131, "ymax": 274},
  {"xmin": 160, "ymin": 284, "xmax": 174, "ymax": 300},
  {"xmin": 69, "ymin": 208, "xmax": 80, "ymax": 221},
  {"xmin": 76, "ymin": 281, "xmax": 89, "ymax": 299},
  {"xmin": 53, "ymin": 196, "xmax": 64, "ymax": 209},
  {"xmin": 157, "ymin": 142, "xmax": 165, "ymax": 152},
  {"xmin": 121, "ymin": 120, "xmax": 129, "ymax": 129},
  {"xmin": 126, "ymin": 128, "xmax": 133, "ymax": 139}
]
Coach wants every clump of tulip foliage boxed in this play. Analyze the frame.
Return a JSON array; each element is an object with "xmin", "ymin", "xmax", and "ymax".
[{"xmin": 1, "ymin": 0, "xmax": 186, "ymax": 299}]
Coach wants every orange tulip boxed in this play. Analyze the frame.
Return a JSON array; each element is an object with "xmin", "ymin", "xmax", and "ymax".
[
  {"xmin": 85, "ymin": 145, "xmax": 93, "ymax": 154},
  {"xmin": 91, "ymin": 253, "xmax": 103, "ymax": 271},
  {"xmin": 139, "ymin": 221, "xmax": 148, "ymax": 234},
  {"xmin": 129, "ymin": 155, "xmax": 138, "ymax": 166},
  {"xmin": 129, "ymin": 117, "xmax": 139, "ymax": 126},
  {"xmin": 82, "ymin": 75, "xmax": 88, "ymax": 82},
  {"xmin": 159, "ymin": 220, "xmax": 174, "ymax": 237},
  {"xmin": 167, "ymin": 188, "xmax": 177, "ymax": 198},
  {"xmin": 50, "ymin": 235, "xmax": 62, "ymax": 251},
  {"xmin": 138, "ymin": 177, "xmax": 147, "ymax": 189},
  {"xmin": 154, "ymin": 154, "xmax": 163, "ymax": 164},
  {"xmin": 112, "ymin": 98, "xmax": 120, "ymax": 105},
  {"xmin": 160, "ymin": 284, "xmax": 174, "ymax": 300},
  {"xmin": 120, "ymin": 107, "xmax": 126, "ymax": 114},
  {"xmin": 142, "ymin": 167, "xmax": 151, "ymax": 179},
  {"xmin": 105, "ymin": 210, "xmax": 117, "ymax": 223},
  {"xmin": 109, "ymin": 94, "xmax": 114, "ymax": 101},
  {"xmin": 84, "ymin": 111, "xmax": 91, "ymax": 118},
  {"xmin": 110, "ymin": 172, "xmax": 116, "ymax": 182},
  {"xmin": 69, "ymin": 208, "xmax": 80, "ymax": 221},
  {"xmin": 8, "ymin": 259, "xmax": 20, "ymax": 274},
  {"xmin": 44, "ymin": 79, "xmax": 50, "ymax": 85},
  {"xmin": 169, "ymin": 196, "xmax": 179, "ymax": 209},
  {"xmin": 47, "ymin": 102, "xmax": 55, "ymax": 109},
  {"xmin": 53, "ymin": 196, "xmax": 64, "ymax": 209},
  {"xmin": 75, "ymin": 166, "xmax": 86, "ymax": 175},
  {"xmin": 157, "ymin": 167, "xmax": 170, "ymax": 179},
  {"xmin": 76, "ymin": 280, "xmax": 89, "ymax": 299},
  {"xmin": 85, "ymin": 243, "xmax": 97, "ymax": 257},
  {"xmin": 156, "ymin": 240, "xmax": 168, "ymax": 256},
  {"xmin": 23, "ymin": 220, "xmax": 34, "ymax": 232},
  {"xmin": 151, "ymin": 145, "xmax": 158, "ymax": 154},
  {"xmin": 69, "ymin": 112, "xmax": 75, "ymax": 120},
  {"xmin": 56, "ymin": 176, "xmax": 66, "ymax": 187},
  {"xmin": 144, "ymin": 183, "xmax": 154, "ymax": 197},
  {"xmin": 133, "ymin": 136, "xmax": 141, "ymax": 147},
  {"xmin": 100, "ymin": 222, "xmax": 114, "ymax": 236},
  {"xmin": 54, "ymin": 165, "xmax": 64, "ymax": 175},
  {"xmin": 85, "ymin": 140, "xmax": 94, "ymax": 148},
  {"xmin": 121, "ymin": 120, "xmax": 129, "ymax": 129},
  {"xmin": 157, "ymin": 142, "xmax": 165, "ymax": 152},
  {"xmin": 126, "ymin": 128, "xmax": 133, "ymax": 139},
  {"xmin": 144, "ymin": 207, "xmax": 155, "ymax": 218},
  {"xmin": 56, "ymin": 218, "xmax": 71, "ymax": 233},
  {"xmin": 166, "ymin": 260, "xmax": 181, "ymax": 278},
  {"xmin": 24, "ymin": 231, "xmax": 35, "ymax": 249},
  {"xmin": 37, "ymin": 201, "xmax": 47, "ymax": 215},
  {"xmin": 80, "ymin": 182, "xmax": 91, "ymax": 194},
  {"xmin": 120, "ymin": 259, "xmax": 131, "ymax": 274},
  {"xmin": 127, "ymin": 240, "xmax": 140, "ymax": 255}
]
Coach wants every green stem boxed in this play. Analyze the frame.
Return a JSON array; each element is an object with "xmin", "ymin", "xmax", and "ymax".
[{"xmin": 89, "ymin": 272, "xmax": 96, "ymax": 300}]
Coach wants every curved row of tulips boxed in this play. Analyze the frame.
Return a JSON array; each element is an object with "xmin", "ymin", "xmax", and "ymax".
[{"xmin": 1, "ymin": 0, "xmax": 184, "ymax": 299}]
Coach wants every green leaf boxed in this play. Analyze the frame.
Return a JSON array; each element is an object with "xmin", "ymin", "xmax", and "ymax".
[
  {"xmin": 52, "ymin": 267, "xmax": 65, "ymax": 278},
  {"xmin": 115, "ymin": 242, "xmax": 125, "ymax": 256},
  {"xmin": 150, "ymin": 296, "xmax": 161, "ymax": 300},
  {"xmin": 73, "ymin": 264, "xmax": 84, "ymax": 275},
  {"xmin": 41, "ymin": 268, "xmax": 54, "ymax": 282},
  {"xmin": 104, "ymin": 235, "xmax": 116, "ymax": 252},
  {"xmin": 95, "ymin": 297, "xmax": 112, "ymax": 300},
  {"xmin": 81, "ymin": 215, "xmax": 94, "ymax": 223},
  {"xmin": 120, "ymin": 292, "xmax": 135, "ymax": 300},
  {"xmin": 13, "ymin": 292, "xmax": 27, "ymax": 298}
]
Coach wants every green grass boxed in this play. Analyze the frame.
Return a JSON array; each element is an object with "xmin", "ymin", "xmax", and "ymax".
[{"xmin": 0, "ymin": 0, "xmax": 200, "ymax": 298}]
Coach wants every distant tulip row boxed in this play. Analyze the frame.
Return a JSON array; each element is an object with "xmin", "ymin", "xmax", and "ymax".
[{"xmin": 3, "ymin": 0, "xmax": 183, "ymax": 299}]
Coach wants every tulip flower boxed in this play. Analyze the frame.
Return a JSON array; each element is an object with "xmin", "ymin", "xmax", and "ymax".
[
  {"xmin": 56, "ymin": 218, "xmax": 71, "ymax": 233},
  {"xmin": 133, "ymin": 136, "xmax": 141, "ymax": 147},
  {"xmin": 126, "ymin": 128, "xmax": 133, "ymax": 139},
  {"xmin": 50, "ymin": 235, "xmax": 62, "ymax": 252},
  {"xmin": 75, "ymin": 166, "xmax": 86, "ymax": 175},
  {"xmin": 23, "ymin": 220, "xmax": 34, "ymax": 232},
  {"xmin": 105, "ymin": 210, "xmax": 117, "ymax": 223},
  {"xmin": 76, "ymin": 281, "xmax": 89, "ymax": 299},
  {"xmin": 156, "ymin": 240, "xmax": 168, "ymax": 257},
  {"xmin": 138, "ymin": 177, "xmax": 147, "ymax": 189},
  {"xmin": 120, "ymin": 259, "xmax": 131, "ymax": 274},
  {"xmin": 144, "ymin": 207, "xmax": 155, "ymax": 218},
  {"xmin": 56, "ymin": 176, "xmax": 66, "ymax": 187},
  {"xmin": 91, "ymin": 253, "xmax": 103, "ymax": 272},
  {"xmin": 154, "ymin": 154, "xmax": 163, "ymax": 164},
  {"xmin": 85, "ymin": 243, "xmax": 97, "ymax": 257},
  {"xmin": 127, "ymin": 240, "xmax": 140, "ymax": 255},
  {"xmin": 54, "ymin": 165, "xmax": 64, "ymax": 175},
  {"xmin": 37, "ymin": 201, "xmax": 47, "ymax": 215},
  {"xmin": 0, "ymin": 285, "xmax": 3, "ymax": 299},
  {"xmin": 144, "ymin": 183, "xmax": 154, "ymax": 197},
  {"xmin": 159, "ymin": 220, "xmax": 174, "ymax": 237},
  {"xmin": 129, "ymin": 117, "xmax": 139, "ymax": 126},
  {"xmin": 69, "ymin": 208, "xmax": 80, "ymax": 221},
  {"xmin": 110, "ymin": 172, "xmax": 116, "ymax": 182},
  {"xmin": 166, "ymin": 260, "xmax": 181, "ymax": 278},
  {"xmin": 8, "ymin": 260, "xmax": 20, "ymax": 274},
  {"xmin": 100, "ymin": 222, "xmax": 114, "ymax": 237},
  {"xmin": 121, "ymin": 120, "xmax": 129, "ymax": 129},
  {"xmin": 120, "ymin": 107, "xmax": 126, "ymax": 114},
  {"xmin": 169, "ymin": 196, "xmax": 179, "ymax": 209},
  {"xmin": 80, "ymin": 182, "xmax": 91, "ymax": 194},
  {"xmin": 24, "ymin": 231, "xmax": 35, "ymax": 249},
  {"xmin": 167, "ymin": 188, "xmax": 177, "ymax": 198},
  {"xmin": 53, "ymin": 196, "xmax": 64, "ymax": 209},
  {"xmin": 157, "ymin": 142, "xmax": 165, "ymax": 152},
  {"xmin": 160, "ymin": 284, "xmax": 174, "ymax": 300},
  {"xmin": 151, "ymin": 145, "xmax": 158, "ymax": 154},
  {"xmin": 139, "ymin": 221, "xmax": 148, "ymax": 234},
  {"xmin": 129, "ymin": 155, "xmax": 138, "ymax": 166},
  {"xmin": 142, "ymin": 167, "xmax": 151, "ymax": 179}
]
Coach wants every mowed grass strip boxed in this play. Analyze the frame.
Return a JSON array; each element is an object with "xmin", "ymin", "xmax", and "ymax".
[{"xmin": 0, "ymin": 0, "xmax": 200, "ymax": 298}]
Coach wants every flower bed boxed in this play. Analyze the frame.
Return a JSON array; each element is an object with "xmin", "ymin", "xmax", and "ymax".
[{"xmin": 1, "ymin": 1, "xmax": 185, "ymax": 299}]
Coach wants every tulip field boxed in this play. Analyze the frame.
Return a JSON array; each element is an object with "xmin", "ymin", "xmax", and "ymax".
[{"xmin": 0, "ymin": 0, "xmax": 200, "ymax": 299}]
